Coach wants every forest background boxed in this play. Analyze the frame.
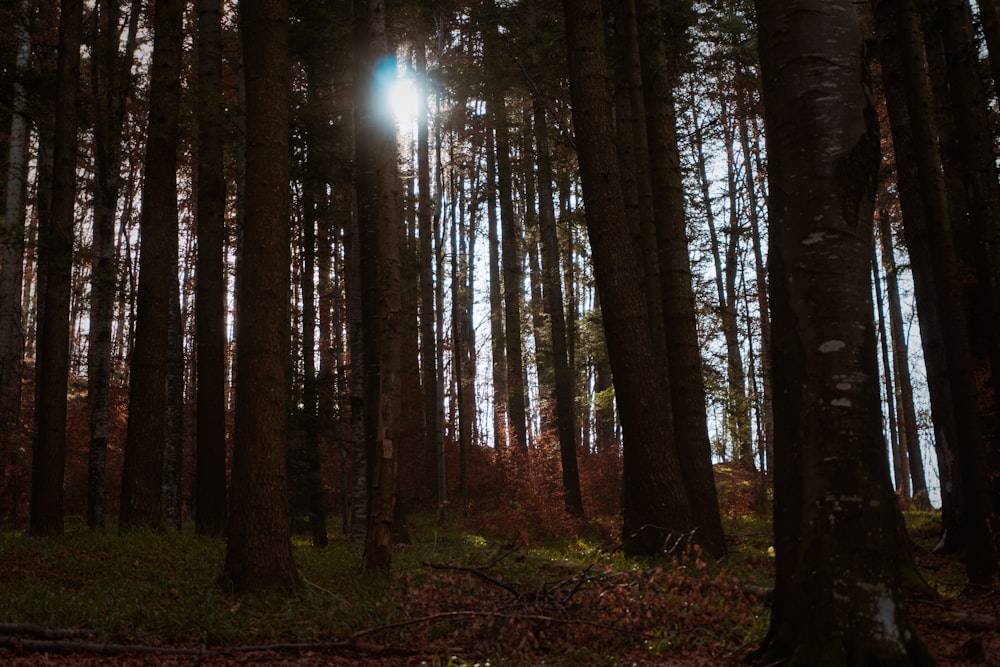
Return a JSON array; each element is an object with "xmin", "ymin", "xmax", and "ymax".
[{"xmin": 1, "ymin": 0, "xmax": 999, "ymax": 663}]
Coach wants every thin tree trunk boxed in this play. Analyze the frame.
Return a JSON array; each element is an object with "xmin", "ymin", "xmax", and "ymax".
[
  {"xmin": 120, "ymin": 0, "xmax": 184, "ymax": 531},
  {"xmin": 30, "ymin": 0, "xmax": 82, "ymax": 536},
  {"xmin": 353, "ymin": 0, "xmax": 401, "ymax": 574},
  {"xmin": 416, "ymin": 42, "xmax": 443, "ymax": 512},
  {"xmin": 636, "ymin": 0, "xmax": 726, "ymax": 557},
  {"xmin": 194, "ymin": 0, "xmax": 228, "ymax": 537},
  {"xmin": 486, "ymin": 131, "xmax": 507, "ymax": 451},
  {"xmin": 877, "ymin": 0, "xmax": 999, "ymax": 585},
  {"xmin": 1, "ymin": 2, "xmax": 31, "ymax": 525},
  {"xmin": 562, "ymin": 0, "xmax": 697, "ymax": 556},
  {"xmin": 491, "ymin": 70, "xmax": 528, "ymax": 452},
  {"xmin": 535, "ymin": 99, "xmax": 583, "ymax": 516},
  {"xmin": 222, "ymin": 0, "xmax": 300, "ymax": 592},
  {"xmin": 873, "ymin": 242, "xmax": 907, "ymax": 497},
  {"xmin": 879, "ymin": 208, "xmax": 931, "ymax": 506},
  {"xmin": 873, "ymin": 0, "xmax": 964, "ymax": 551}
]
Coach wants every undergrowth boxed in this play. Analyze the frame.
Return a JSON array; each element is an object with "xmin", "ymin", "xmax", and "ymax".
[{"xmin": 0, "ymin": 511, "xmax": 773, "ymax": 665}]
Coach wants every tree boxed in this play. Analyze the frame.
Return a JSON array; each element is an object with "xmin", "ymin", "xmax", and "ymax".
[
  {"xmin": 86, "ymin": 0, "xmax": 140, "ymax": 530},
  {"xmin": 562, "ymin": 0, "xmax": 698, "ymax": 556},
  {"xmin": 222, "ymin": 0, "xmax": 300, "ymax": 592},
  {"xmin": 635, "ymin": 0, "xmax": 726, "ymax": 556},
  {"xmin": 1, "ymin": 0, "xmax": 31, "ymax": 522},
  {"xmin": 353, "ymin": 0, "xmax": 403, "ymax": 574},
  {"xmin": 30, "ymin": 0, "xmax": 83, "ymax": 536},
  {"xmin": 754, "ymin": 0, "xmax": 933, "ymax": 662},
  {"xmin": 119, "ymin": 0, "xmax": 184, "ymax": 531},
  {"xmin": 535, "ymin": 99, "xmax": 584, "ymax": 516},
  {"xmin": 875, "ymin": 0, "xmax": 999, "ymax": 585},
  {"xmin": 194, "ymin": 0, "xmax": 228, "ymax": 536}
]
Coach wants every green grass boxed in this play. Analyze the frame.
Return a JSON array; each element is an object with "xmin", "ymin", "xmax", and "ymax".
[{"xmin": 0, "ymin": 511, "xmax": 777, "ymax": 663}]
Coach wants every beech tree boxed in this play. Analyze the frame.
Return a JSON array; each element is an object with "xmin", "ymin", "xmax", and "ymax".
[{"xmin": 755, "ymin": 0, "xmax": 933, "ymax": 662}]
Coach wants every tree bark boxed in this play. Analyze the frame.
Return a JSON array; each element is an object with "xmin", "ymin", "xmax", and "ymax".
[
  {"xmin": 562, "ymin": 0, "xmax": 697, "ymax": 556},
  {"xmin": 353, "ymin": 0, "xmax": 402, "ymax": 575},
  {"xmin": 222, "ymin": 0, "xmax": 300, "ymax": 592},
  {"xmin": 194, "ymin": 0, "xmax": 228, "ymax": 537},
  {"xmin": 877, "ymin": 0, "xmax": 999, "ymax": 586},
  {"xmin": 535, "ymin": 99, "xmax": 584, "ymax": 516},
  {"xmin": 30, "ymin": 0, "xmax": 82, "ymax": 536},
  {"xmin": 755, "ymin": 1, "xmax": 934, "ymax": 662},
  {"xmin": 119, "ymin": 0, "xmax": 184, "ymax": 531},
  {"xmin": 635, "ymin": 0, "xmax": 726, "ymax": 557},
  {"xmin": 872, "ymin": 0, "xmax": 964, "ymax": 552},
  {"xmin": 1, "ymin": 2, "xmax": 31, "ymax": 525}
]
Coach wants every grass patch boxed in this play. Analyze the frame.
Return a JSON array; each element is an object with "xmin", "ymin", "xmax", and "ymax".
[{"xmin": 0, "ymin": 514, "xmax": 771, "ymax": 665}]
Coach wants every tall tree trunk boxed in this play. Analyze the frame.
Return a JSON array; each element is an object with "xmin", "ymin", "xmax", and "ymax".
[
  {"xmin": 879, "ymin": 208, "xmax": 931, "ymax": 506},
  {"xmin": 717, "ymin": 101, "xmax": 753, "ymax": 467},
  {"xmin": 195, "ymin": 0, "xmax": 228, "ymax": 536},
  {"xmin": 120, "ymin": 0, "xmax": 184, "ymax": 531},
  {"xmin": 353, "ymin": 0, "xmax": 401, "ymax": 574},
  {"xmin": 1, "ymin": 2, "xmax": 31, "ymax": 524},
  {"xmin": 491, "ymin": 69, "xmax": 528, "ymax": 452},
  {"xmin": 873, "ymin": 0, "xmax": 964, "ymax": 552},
  {"xmin": 88, "ymin": 0, "xmax": 140, "ymax": 530},
  {"xmin": 755, "ymin": 1, "xmax": 933, "ymax": 661},
  {"xmin": 162, "ymin": 249, "xmax": 184, "ymax": 529},
  {"xmin": 486, "ymin": 131, "xmax": 507, "ymax": 450},
  {"xmin": 873, "ymin": 244, "xmax": 908, "ymax": 496},
  {"xmin": 636, "ymin": 0, "xmax": 726, "ymax": 557},
  {"xmin": 416, "ymin": 41, "xmax": 443, "ymax": 511},
  {"xmin": 878, "ymin": 0, "xmax": 999, "ymax": 585},
  {"xmin": 535, "ymin": 99, "xmax": 584, "ymax": 516},
  {"xmin": 30, "ymin": 0, "xmax": 82, "ymax": 536},
  {"xmin": 562, "ymin": 0, "xmax": 697, "ymax": 556},
  {"xmin": 222, "ymin": 0, "xmax": 300, "ymax": 592}
]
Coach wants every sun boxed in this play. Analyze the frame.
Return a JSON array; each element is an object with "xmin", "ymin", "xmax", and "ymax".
[
  {"xmin": 374, "ymin": 57, "xmax": 420, "ymax": 131},
  {"xmin": 388, "ymin": 73, "xmax": 419, "ymax": 129}
]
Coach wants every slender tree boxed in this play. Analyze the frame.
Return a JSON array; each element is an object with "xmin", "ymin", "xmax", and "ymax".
[
  {"xmin": 635, "ymin": 0, "xmax": 726, "ymax": 557},
  {"xmin": 194, "ymin": 0, "xmax": 228, "ymax": 536},
  {"xmin": 222, "ymin": 0, "xmax": 300, "ymax": 592},
  {"xmin": 0, "ymin": 1, "xmax": 31, "ymax": 522},
  {"xmin": 353, "ymin": 0, "xmax": 402, "ymax": 574},
  {"xmin": 755, "ymin": 0, "xmax": 933, "ymax": 661},
  {"xmin": 119, "ymin": 0, "xmax": 184, "ymax": 530},
  {"xmin": 562, "ymin": 0, "xmax": 698, "ymax": 556},
  {"xmin": 30, "ymin": 0, "xmax": 83, "ymax": 536}
]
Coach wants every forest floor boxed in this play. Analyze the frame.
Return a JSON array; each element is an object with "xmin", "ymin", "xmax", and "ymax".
[{"xmin": 0, "ymin": 466, "xmax": 997, "ymax": 665}]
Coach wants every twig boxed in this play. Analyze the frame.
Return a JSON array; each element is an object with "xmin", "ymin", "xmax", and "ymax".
[{"xmin": 0, "ymin": 623, "xmax": 93, "ymax": 640}]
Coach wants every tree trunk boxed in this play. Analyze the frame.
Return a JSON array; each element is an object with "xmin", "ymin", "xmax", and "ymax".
[
  {"xmin": 879, "ymin": 208, "xmax": 931, "ymax": 506},
  {"xmin": 755, "ymin": 1, "xmax": 933, "ymax": 662},
  {"xmin": 872, "ymin": 0, "xmax": 964, "ymax": 552},
  {"xmin": 491, "ymin": 63, "xmax": 528, "ymax": 452},
  {"xmin": 30, "ymin": 0, "xmax": 82, "ymax": 536},
  {"xmin": 535, "ymin": 99, "xmax": 584, "ymax": 516},
  {"xmin": 1, "ymin": 3, "xmax": 31, "ymax": 525},
  {"xmin": 486, "ymin": 131, "xmax": 507, "ymax": 451},
  {"xmin": 194, "ymin": 0, "xmax": 228, "ymax": 537},
  {"xmin": 222, "ymin": 0, "xmax": 300, "ymax": 592},
  {"xmin": 416, "ymin": 41, "xmax": 443, "ymax": 512},
  {"xmin": 873, "ymin": 244, "xmax": 907, "ymax": 497},
  {"xmin": 878, "ymin": 0, "xmax": 999, "ymax": 586},
  {"xmin": 562, "ymin": 0, "xmax": 697, "ymax": 556},
  {"xmin": 636, "ymin": 0, "xmax": 726, "ymax": 557},
  {"xmin": 353, "ymin": 0, "xmax": 401, "ymax": 575},
  {"xmin": 119, "ymin": 0, "xmax": 183, "ymax": 531}
]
